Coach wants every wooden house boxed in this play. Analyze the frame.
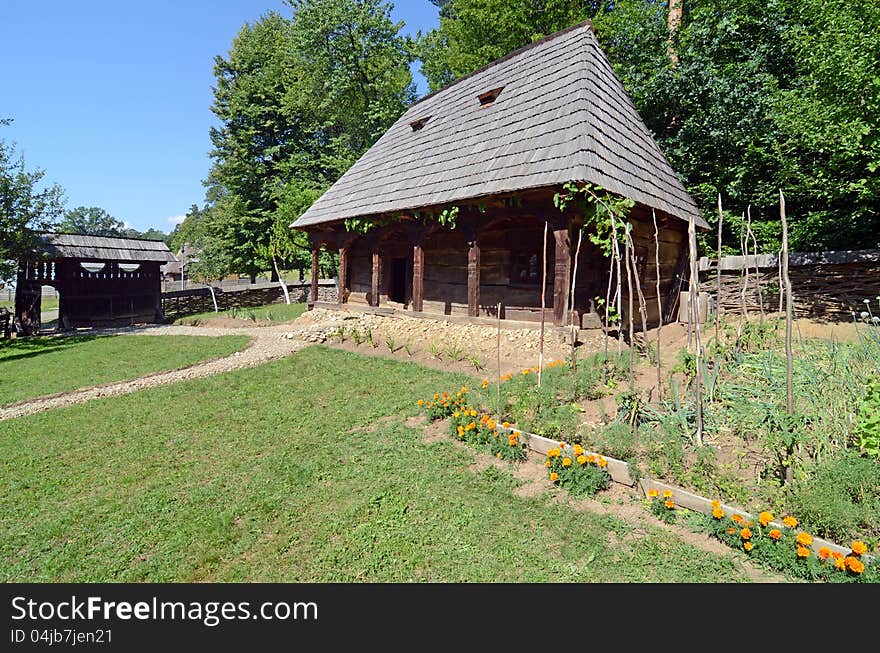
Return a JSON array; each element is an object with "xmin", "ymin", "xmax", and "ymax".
[
  {"xmin": 14, "ymin": 233, "xmax": 177, "ymax": 334},
  {"xmin": 292, "ymin": 20, "xmax": 707, "ymax": 329}
]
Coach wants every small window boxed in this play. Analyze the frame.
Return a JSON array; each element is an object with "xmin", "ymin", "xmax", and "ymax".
[
  {"xmin": 512, "ymin": 252, "xmax": 540, "ymax": 286},
  {"xmin": 478, "ymin": 87, "xmax": 504, "ymax": 107},
  {"xmin": 410, "ymin": 116, "xmax": 431, "ymax": 131},
  {"xmin": 80, "ymin": 262, "xmax": 105, "ymax": 273},
  {"xmin": 118, "ymin": 263, "xmax": 141, "ymax": 272}
]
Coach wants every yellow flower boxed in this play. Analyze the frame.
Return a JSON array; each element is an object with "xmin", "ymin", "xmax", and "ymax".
[
  {"xmin": 453, "ymin": 411, "xmax": 460, "ymax": 418},
  {"xmin": 834, "ymin": 557, "xmax": 846, "ymax": 571},
  {"xmin": 487, "ymin": 419, "xmax": 496, "ymax": 430},
  {"xmin": 597, "ymin": 456, "xmax": 608, "ymax": 468},
  {"xmin": 845, "ymin": 557, "xmax": 864, "ymax": 574},
  {"xmin": 508, "ymin": 436, "xmax": 517, "ymax": 446},
  {"xmin": 818, "ymin": 547, "xmax": 831, "ymax": 560},
  {"xmin": 664, "ymin": 499, "xmax": 675, "ymax": 509},
  {"xmin": 758, "ymin": 511, "xmax": 773, "ymax": 527},
  {"xmin": 481, "ymin": 380, "xmax": 489, "ymax": 388},
  {"xmin": 851, "ymin": 541, "xmax": 868, "ymax": 556},
  {"xmin": 460, "ymin": 387, "xmax": 468, "ymax": 394},
  {"xmin": 647, "ymin": 489, "xmax": 659, "ymax": 498},
  {"xmin": 663, "ymin": 489, "xmax": 673, "ymax": 498},
  {"xmin": 562, "ymin": 457, "xmax": 572, "ymax": 467},
  {"xmin": 740, "ymin": 528, "xmax": 752, "ymax": 540},
  {"xmin": 417, "ymin": 399, "xmax": 424, "ymax": 406},
  {"xmin": 712, "ymin": 508, "xmax": 724, "ymax": 519},
  {"xmin": 502, "ymin": 421, "xmax": 510, "ymax": 428},
  {"xmin": 783, "ymin": 516, "xmax": 798, "ymax": 528},
  {"xmin": 549, "ymin": 472, "xmax": 559, "ymax": 482},
  {"xmin": 744, "ymin": 542, "xmax": 753, "ymax": 552},
  {"xmin": 545, "ymin": 460, "xmax": 551, "ymax": 468},
  {"xmin": 732, "ymin": 514, "xmax": 743, "ymax": 524},
  {"xmin": 522, "ymin": 369, "xmax": 530, "ymax": 375},
  {"xmin": 797, "ymin": 546, "xmax": 810, "ymax": 558},
  {"xmin": 796, "ymin": 532, "xmax": 813, "ymax": 546},
  {"xmin": 433, "ymin": 393, "xmax": 440, "ymax": 399},
  {"xmin": 576, "ymin": 455, "xmax": 587, "ymax": 465},
  {"xmin": 710, "ymin": 500, "xmax": 721, "ymax": 509},
  {"xmin": 496, "ymin": 452, "xmax": 502, "ymax": 459},
  {"xmin": 573, "ymin": 444, "xmax": 584, "ymax": 456},
  {"xmin": 470, "ymin": 410, "xmax": 477, "ymax": 417},
  {"xmin": 768, "ymin": 529, "xmax": 782, "ymax": 541}
]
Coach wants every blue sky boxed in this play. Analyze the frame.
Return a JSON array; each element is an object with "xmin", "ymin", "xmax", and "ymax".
[{"xmin": 2, "ymin": 1, "xmax": 439, "ymax": 233}]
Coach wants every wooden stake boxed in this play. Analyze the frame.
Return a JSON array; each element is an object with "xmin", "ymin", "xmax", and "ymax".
[
  {"xmin": 715, "ymin": 195, "xmax": 723, "ymax": 344},
  {"xmin": 688, "ymin": 213, "xmax": 704, "ymax": 446},
  {"xmin": 538, "ymin": 221, "xmax": 548, "ymax": 388},
  {"xmin": 780, "ymin": 190, "xmax": 794, "ymax": 484},
  {"xmin": 569, "ymin": 225, "xmax": 584, "ymax": 371},
  {"xmin": 611, "ymin": 214, "xmax": 624, "ymax": 355},
  {"xmin": 652, "ymin": 209, "xmax": 663, "ymax": 398},
  {"xmin": 624, "ymin": 225, "xmax": 635, "ymax": 391},
  {"xmin": 747, "ymin": 205, "xmax": 764, "ymax": 322},
  {"xmin": 496, "ymin": 301, "xmax": 502, "ymax": 415}
]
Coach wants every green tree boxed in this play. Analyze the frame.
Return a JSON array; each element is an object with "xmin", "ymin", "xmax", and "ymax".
[
  {"xmin": 0, "ymin": 120, "xmax": 65, "ymax": 283},
  {"xmin": 59, "ymin": 206, "xmax": 126, "ymax": 237}
]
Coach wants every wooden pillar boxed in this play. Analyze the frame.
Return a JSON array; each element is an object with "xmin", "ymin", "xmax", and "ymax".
[
  {"xmin": 412, "ymin": 243, "xmax": 424, "ymax": 312},
  {"xmin": 467, "ymin": 238, "xmax": 480, "ymax": 317},
  {"xmin": 553, "ymin": 224, "xmax": 571, "ymax": 326},
  {"xmin": 371, "ymin": 251, "xmax": 381, "ymax": 307},
  {"xmin": 338, "ymin": 245, "xmax": 349, "ymax": 304},
  {"xmin": 310, "ymin": 247, "xmax": 319, "ymax": 306}
]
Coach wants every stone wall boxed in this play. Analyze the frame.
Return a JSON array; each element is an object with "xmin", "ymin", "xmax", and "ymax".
[{"xmin": 162, "ymin": 281, "xmax": 336, "ymax": 320}]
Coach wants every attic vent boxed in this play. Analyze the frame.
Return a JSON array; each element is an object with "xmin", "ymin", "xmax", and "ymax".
[
  {"xmin": 410, "ymin": 116, "xmax": 430, "ymax": 131},
  {"xmin": 478, "ymin": 87, "xmax": 504, "ymax": 106}
]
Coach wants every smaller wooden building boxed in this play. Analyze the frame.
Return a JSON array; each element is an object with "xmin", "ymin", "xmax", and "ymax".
[{"xmin": 14, "ymin": 233, "xmax": 177, "ymax": 334}]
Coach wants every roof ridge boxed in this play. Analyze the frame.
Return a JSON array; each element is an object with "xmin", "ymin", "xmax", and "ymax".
[
  {"xmin": 410, "ymin": 19, "xmax": 594, "ymax": 109},
  {"xmin": 42, "ymin": 231, "xmax": 172, "ymax": 246}
]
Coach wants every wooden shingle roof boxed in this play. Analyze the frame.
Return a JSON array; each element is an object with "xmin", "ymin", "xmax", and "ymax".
[
  {"xmin": 293, "ymin": 20, "xmax": 707, "ymax": 230},
  {"xmin": 35, "ymin": 233, "xmax": 177, "ymax": 263}
]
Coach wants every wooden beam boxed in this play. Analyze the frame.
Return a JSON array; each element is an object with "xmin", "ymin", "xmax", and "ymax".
[
  {"xmin": 412, "ymin": 243, "xmax": 424, "ymax": 312},
  {"xmin": 371, "ymin": 251, "xmax": 381, "ymax": 307},
  {"xmin": 552, "ymin": 225, "xmax": 571, "ymax": 326},
  {"xmin": 467, "ymin": 238, "xmax": 480, "ymax": 317},
  {"xmin": 310, "ymin": 247, "xmax": 319, "ymax": 306},
  {"xmin": 338, "ymin": 245, "xmax": 349, "ymax": 304}
]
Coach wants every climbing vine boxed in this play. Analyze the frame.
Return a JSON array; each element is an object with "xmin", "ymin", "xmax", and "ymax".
[{"xmin": 553, "ymin": 181, "xmax": 634, "ymax": 255}]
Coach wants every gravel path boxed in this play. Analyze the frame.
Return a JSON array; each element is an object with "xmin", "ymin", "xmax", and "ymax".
[{"xmin": 0, "ymin": 322, "xmax": 329, "ymax": 421}]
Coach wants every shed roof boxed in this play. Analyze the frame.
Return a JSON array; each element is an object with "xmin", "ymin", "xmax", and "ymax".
[
  {"xmin": 34, "ymin": 233, "xmax": 177, "ymax": 263},
  {"xmin": 293, "ymin": 20, "xmax": 707, "ymax": 230}
]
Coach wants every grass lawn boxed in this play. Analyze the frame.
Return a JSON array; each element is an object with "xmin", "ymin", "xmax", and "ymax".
[
  {"xmin": 1, "ymin": 346, "xmax": 750, "ymax": 582},
  {"xmin": 0, "ymin": 334, "xmax": 250, "ymax": 406},
  {"xmin": 0, "ymin": 297, "xmax": 59, "ymax": 312},
  {"xmin": 174, "ymin": 302, "xmax": 307, "ymax": 326}
]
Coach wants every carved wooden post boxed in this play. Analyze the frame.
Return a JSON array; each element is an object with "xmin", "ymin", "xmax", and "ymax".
[
  {"xmin": 412, "ymin": 242, "xmax": 424, "ymax": 312},
  {"xmin": 310, "ymin": 246, "xmax": 319, "ymax": 306},
  {"xmin": 371, "ymin": 251, "xmax": 381, "ymax": 307},
  {"xmin": 552, "ymin": 223, "xmax": 571, "ymax": 326},
  {"xmin": 338, "ymin": 244, "xmax": 349, "ymax": 304},
  {"xmin": 467, "ymin": 237, "xmax": 480, "ymax": 317}
]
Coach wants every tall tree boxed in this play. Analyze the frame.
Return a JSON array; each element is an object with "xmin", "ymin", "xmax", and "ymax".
[
  {"xmin": 59, "ymin": 206, "xmax": 125, "ymax": 237},
  {"xmin": 0, "ymin": 120, "xmax": 65, "ymax": 283}
]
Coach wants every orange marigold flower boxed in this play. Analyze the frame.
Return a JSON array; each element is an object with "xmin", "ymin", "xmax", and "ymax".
[
  {"xmin": 740, "ymin": 528, "xmax": 752, "ymax": 540},
  {"xmin": 545, "ymin": 460, "xmax": 552, "ymax": 468},
  {"xmin": 768, "ymin": 529, "xmax": 782, "ymax": 541},
  {"xmin": 783, "ymin": 516, "xmax": 798, "ymax": 528},
  {"xmin": 647, "ymin": 489, "xmax": 659, "ymax": 498},
  {"xmin": 502, "ymin": 421, "xmax": 510, "ymax": 428},
  {"xmin": 732, "ymin": 515, "xmax": 743, "ymax": 524},
  {"xmin": 758, "ymin": 511, "xmax": 773, "ymax": 527},
  {"xmin": 558, "ymin": 441, "xmax": 567, "ymax": 448},
  {"xmin": 508, "ymin": 437, "xmax": 518, "ymax": 446},
  {"xmin": 834, "ymin": 557, "xmax": 846, "ymax": 571},
  {"xmin": 796, "ymin": 532, "xmax": 813, "ymax": 546},
  {"xmin": 851, "ymin": 541, "xmax": 868, "ymax": 556},
  {"xmin": 586, "ymin": 454, "xmax": 597, "ymax": 464},
  {"xmin": 831, "ymin": 551, "xmax": 844, "ymax": 560},
  {"xmin": 712, "ymin": 508, "xmax": 724, "ymax": 519},
  {"xmin": 818, "ymin": 547, "xmax": 831, "ymax": 560},
  {"xmin": 481, "ymin": 380, "xmax": 489, "ymax": 388},
  {"xmin": 576, "ymin": 455, "xmax": 587, "ymax": 465},
  {"xmin": 710, "ymin": 500, "xmax": 721, "ymax": 509},
  {"xmin": 727, "ymin": 528, "xmax": 737, "ymax": 534},
  {"xmin": 664, "ymin": 499, "xmax": 675, "ymax": 509},
  {"xmin": 744, "ymin": 542, "xmax": 753, "ymax": 552},
  {"xmin": 597, "ymin": 456, "xmax": 608, "ymax": 468},
  {"xmin": 460, "ymin": 387, "xmax": 468, "ymax": 394},
  {"xmin": 573, "ymin": 444, "xmax": 584, "ymax": 456},
  {"xmin": 487, "ymin": 419, "xmax": 496, "ymax": 430},
  {"xmin": 562, "ymin": 457, "xmax": 572, "ymax": 467},
  {"xmin": 663, "ymin": 489, "xmax": 673, "ymax": 498},
  {"xmin": 470, "ymin": 410, "xmax": 477, "ymax": 417},
  {"xmin": 522, "ymin": 369, "xmax": 530, "ymax": 375},
  {"xmin": 417, "ymin": 399, "xmax": 424, "ymax": 406},
  {"xmin": 845, "ymin": 557, "xmax": 865, "ymax": 574},
  {"xmin": 433, "ymin": 393, "xmax": 440, "ymax": 399},
  {"xmin": 797, "ymin": 546, "xmax": 811, "ymax": 558},
  {"xmin": 549, "ymin": 472, "xmax": 559, "ymax": 482}
]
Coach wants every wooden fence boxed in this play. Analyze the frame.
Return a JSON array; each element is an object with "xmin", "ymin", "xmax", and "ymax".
[{"xmin": 161, "ymin": 280, "xmax": 337, "ymax": 320}]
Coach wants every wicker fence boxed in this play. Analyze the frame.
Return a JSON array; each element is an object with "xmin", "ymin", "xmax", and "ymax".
[
  {"xmin": 161, "ymin": 280, "xmax": 337, "ymax": 320},
  {"xmin": 698, "ymin": 250, "xmax": 880, "ymax": 321}
]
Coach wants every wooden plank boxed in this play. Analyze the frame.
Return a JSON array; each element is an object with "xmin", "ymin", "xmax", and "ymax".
[
  {"xmin": 467, "ymin": 240, "xmax": 480, "ymax": 317},
  {"xmin": 552, "ymin": 226, "xmax": 570, "ymax": 326},
  {"xmin": 310, "ymin": 248, "xmax": 319, "ymax": 305},
  {"xmin": 412, "ymin": 243, "xmax": 424, "ymax": 312},
  {"xmin": 517, "ymin": 429, "xmax": 635, "ymax": 486},
  {"xmin": 371, "ymin": 251, "xmax": 380, "ymax": 307},
  {"xmin": 338, "ymin": 246, "xmax": 349, "ymax": 304}
]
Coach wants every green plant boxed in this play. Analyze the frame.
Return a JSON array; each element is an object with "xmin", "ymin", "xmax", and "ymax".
[
  {"xmin": 429, "ymin": 342, "xmax": 442, "ymax": 360},
  {"xmin": 446, "ymin": 344, "xmax": 464, "ymax": 362},
  {"xmin": 646, "ymin": 489, "xmax": 678, "ymax": 524},
  {"xmin": 403, "ymin": 342, "xmax": 413, "ymax": 357},
  {"xmin": 366, "ymin": 328, "xmax": 377, "ymax": 348},
  {"xmin": 855, "ymin": 378, "xmax": 880, "ymax": 458},
  {"xmin": 469, "ymin": 355, "xmax": 483, "ymax": 370},
  {"xmin": 334, "ymin": 325, "xmax": 347, "ymax": 343},
  {"xmin": 385, "ymin": 336, "xmax": 397, "ymax": 353},
  {"xmin": 545, "ymin": 445, "xmax": 611, "ymax": 498},
  {"xmin": 350, "ymin": 327, "xmax": 363, "ymax": 345},
  {"xmin": 590, "ymin": 421, "xmax": 638, "ymax": 461}
]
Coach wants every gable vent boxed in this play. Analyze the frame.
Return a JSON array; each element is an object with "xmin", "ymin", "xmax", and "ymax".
[
  {"xmin": 478, "ymin": 87, "xmax": 504, "ymax": 106},
  {"xmin": 410, "ymin": 116, "xmax": 431, "ymax": 131}
]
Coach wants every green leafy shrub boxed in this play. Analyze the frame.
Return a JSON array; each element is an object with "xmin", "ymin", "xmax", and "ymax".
[
  {"xmin": 589, "ymin": 421, "xmax": 638, "ymax": 461},
  {"xmin": 786, "ymin": 450, "xmax": 880, "ymax": 542},
  {"xmin": 855, "ymin": 378, "xmax": 880, "ymax": 458}
]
